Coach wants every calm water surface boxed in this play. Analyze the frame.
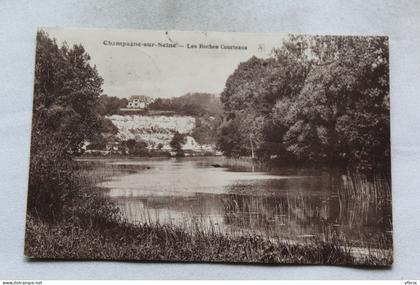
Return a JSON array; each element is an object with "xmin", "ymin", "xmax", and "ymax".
[{"xmin": 82, "ymin": 157, "xmax": 392, "ymax": 248}]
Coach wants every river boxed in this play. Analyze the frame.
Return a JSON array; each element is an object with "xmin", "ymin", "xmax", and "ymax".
[{"xmin": 79, "ymin": 157, "xmax": 392, "ymax": 249}]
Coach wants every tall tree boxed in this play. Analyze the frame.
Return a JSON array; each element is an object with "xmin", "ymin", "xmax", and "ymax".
[
  {"xmin": 218, "ymin": 41, "xmax": 309, "ymax": 158},
  {"xmin": 273, "ymin": 36, "xmax": 389, "ymax": 169},
  {"xmin": 28, "ymin": 30, "xmax": 104, "ymax": 220},
  {"xmin": 218, "ymin": 35, "xmax": 389, "ymax": 170},
  {"xmin": 32, "ymin": 30, "xmax": 104, "ymax": 156}
]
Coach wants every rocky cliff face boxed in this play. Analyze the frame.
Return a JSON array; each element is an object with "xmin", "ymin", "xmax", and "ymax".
[{"xmin": 106, "ymin": 115, "xmax": 213, "ymax": 151}]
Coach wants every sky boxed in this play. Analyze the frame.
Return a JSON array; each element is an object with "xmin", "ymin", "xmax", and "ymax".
[{"xmin": 44, "ymin": 27, "xmax": 287, "ymax": 99}]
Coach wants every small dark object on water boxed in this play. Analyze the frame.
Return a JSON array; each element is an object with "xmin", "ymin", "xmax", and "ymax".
[
  {"xmin": 211, "ymin": 164, "xmax": 221, "ymax": 168},
  {"xmin": 146, "ymin": 167, "xmax": 151, "ymax": 170}
]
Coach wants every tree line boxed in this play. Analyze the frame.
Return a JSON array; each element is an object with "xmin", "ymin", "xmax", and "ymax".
[
  {"xmin": 148, "ymin": 92, "xmax": 222, "ymax": 117},
  {"xmin": 217, "ymin": 35, "xmax": 390, "ymax": 172}
]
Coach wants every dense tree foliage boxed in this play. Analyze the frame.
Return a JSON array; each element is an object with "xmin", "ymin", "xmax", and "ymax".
[
  {"xmin": 170, "ymin": 132, "xmax": 186, "ymax": 156},
  {"xmin": 32, "ymin": 31, "xmax": 104, "ymax": 156},
  {"xmin": 28, "ymin": 31, "xmax": 105, "ymax": 220},
  {"xmin": 192, "ymin": 115, "xmax": 223, "ymax": 145},
  {"xmin": 148, "ymin": 93, "xmax": 222, "ymax": 117},
  {"xmin": 97, "ymin": 95, "xmax": 128, "ymax": 116},
  {"xmin": 218, "ymin": 35, "xmax": 389, "ymax": 171},
  {"xmin": 121, "ymin": 139, "xmax": 148, "ymax": 156}
]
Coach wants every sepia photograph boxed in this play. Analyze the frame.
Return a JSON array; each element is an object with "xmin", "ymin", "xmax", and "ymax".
[{"xmin": 24, "ymin": 27, "xmax": 392, "ymax": 266}]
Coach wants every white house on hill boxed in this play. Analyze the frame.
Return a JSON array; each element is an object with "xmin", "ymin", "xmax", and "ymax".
[{"xmin": 126, "ymin": 95, "xmax": 154, "ymax": 109}]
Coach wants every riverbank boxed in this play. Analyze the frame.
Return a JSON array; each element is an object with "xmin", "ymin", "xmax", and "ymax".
[
  {"xmin": 24, "ymin": 214, "xmax": 391, "ymax": 265},
  {"xmin": 25, "ymin": 156, "xmax": 392, "ymax": 266}
]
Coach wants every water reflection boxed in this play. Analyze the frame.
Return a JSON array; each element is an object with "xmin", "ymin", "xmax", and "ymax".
[{"xmin": 87, "ymin": 157, "xmax": 392, "ymax": 248}]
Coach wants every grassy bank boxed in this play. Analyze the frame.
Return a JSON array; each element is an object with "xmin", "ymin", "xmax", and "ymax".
[
  {"xmin": 24, "ymin": 213, "xmax": 392, "ymax": 266},
  {"xmin": 25, "ymin": 156, "xmax": 392, "ymax": 266}
]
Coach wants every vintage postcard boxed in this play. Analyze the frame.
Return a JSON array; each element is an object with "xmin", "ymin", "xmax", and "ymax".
[{"xmin": 25, "ymin": 27, "xmax": 392, "ymax": 266}]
